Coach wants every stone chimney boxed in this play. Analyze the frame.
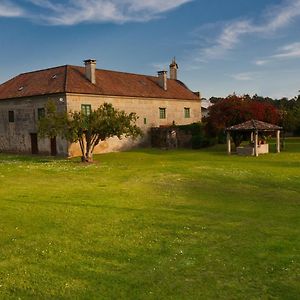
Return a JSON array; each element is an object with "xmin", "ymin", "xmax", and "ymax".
[
  {"xmin": 193, "ymin": 91, "xmax": 201, "ymax": 98},
  {"xmin": 169, "ymin": 57, "xmax": 178, "ymax": 80},
  {"xmin": 158, "ymin": 70, "xmax": 167, "ymax": 91},
  {"xmin": 84, "ymin": 59, "xmax": 97, "ymax": 84}
]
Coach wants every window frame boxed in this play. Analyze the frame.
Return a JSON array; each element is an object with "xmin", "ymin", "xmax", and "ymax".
[
  {"xmin": 81, "ymin": 104, "xmax": 92, "ymax": 116},
  {"xmin": 184, "ymin": 107, "xmax": 191, "ymax": 118},
  {"xmin": 37, "ymin": 108, "xmax": 45, "ymax": 120},
  {"xmin": 159, "ymin": 107, "xmax": 166, "ymax": 119},
  {"xmin": 8, "ymin": 111, "xmax": 14, "ymax": 123}
]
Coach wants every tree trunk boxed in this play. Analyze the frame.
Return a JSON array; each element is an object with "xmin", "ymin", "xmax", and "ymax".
[
  {"xmin": 79, "ymin": 134, "xmax": 94, "ymax": 163},
  {"xmin": 81, "ymin": 154, "xmax": 93, "ymax": 163}
]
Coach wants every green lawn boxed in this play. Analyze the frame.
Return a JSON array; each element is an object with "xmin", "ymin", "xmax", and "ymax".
[{"xmin": 0, "ymin": 139, "xmax": 299, "ymax": 299}]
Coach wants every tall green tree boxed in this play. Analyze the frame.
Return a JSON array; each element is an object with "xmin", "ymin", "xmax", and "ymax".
[{"xmin": 38, "ymin": 102, "xmax": 142, "ymax": 162}]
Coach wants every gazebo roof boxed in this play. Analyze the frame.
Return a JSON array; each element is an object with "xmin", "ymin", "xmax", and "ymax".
[{"xmin": 226, "ymin": 119, "xmax": 282, "ymax": 132}]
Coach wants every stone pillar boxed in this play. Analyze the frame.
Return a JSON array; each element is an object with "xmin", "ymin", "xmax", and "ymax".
[
  {"xmin": 276, "ymin": 130, "xmax": 280, "ymax": 153},
  {"xmin": 254, "ymin": 131, "xmax": 258, "ymax": 157},
  {"xmin": 227, "ymin": 132, "xmax": 231, "ymax": 155}
]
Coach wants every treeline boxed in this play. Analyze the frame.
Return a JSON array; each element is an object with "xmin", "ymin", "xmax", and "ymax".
[{"xmin": 207, "ymin": 94, "xmax": 300, "ymax": 135}]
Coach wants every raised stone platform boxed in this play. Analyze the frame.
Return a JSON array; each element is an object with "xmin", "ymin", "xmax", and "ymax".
[{"xmin": 237, "ymin": 144, "xmax": 269, "ymax": 156}]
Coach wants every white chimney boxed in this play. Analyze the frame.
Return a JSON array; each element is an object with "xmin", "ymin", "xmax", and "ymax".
[
  {"xmin": 84, "ymin": 59, "xmax": 97, "ymax": 84},
  {"xmin": 169, "ymin": 57, "xmax": 178, "ymax": 80},
  {"xmin": 158, "ymin": 70, "xmax": 167, "ymax": 91}
]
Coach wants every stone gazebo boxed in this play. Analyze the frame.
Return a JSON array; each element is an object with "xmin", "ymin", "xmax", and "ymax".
[{"xmin": 225, "ymin": 120, "xmax": 283, "ymax": 156}]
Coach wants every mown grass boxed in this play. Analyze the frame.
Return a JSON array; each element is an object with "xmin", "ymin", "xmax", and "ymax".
[{"xmin": 0, "ymin": 139, "xmax": 299, "ymax": 299}]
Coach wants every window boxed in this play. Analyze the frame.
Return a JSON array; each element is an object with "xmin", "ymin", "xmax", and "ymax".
[
  {"xmin": 81, "ymin": 104, "xmax": 92, "ymax": 116},
  {"xmin": 37, "ymin": 108, "xmax": 45, "ymax": 120},
  {"xmin": 184, "ymin": 107, "xmax": 191, "ymax": 118},
  {"xmin": 159, "ymin": 108, "xmax": 166, "ymax": 119},
  {"xmin": 143, "ymin": 118, "xmax": 147, "ymax": 125},
  {"xmin": 8, "ymin": 111, "xmax": 14, "ymax": 123}
]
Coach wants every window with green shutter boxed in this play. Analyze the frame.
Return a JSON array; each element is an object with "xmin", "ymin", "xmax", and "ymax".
[
  {"xmin": 184, "ymin": 107, "xmax": 191, "ymax": 118},
  {"xmin": 81, "ymin": 104, "xmax": 92, "ymax": 116},
  {"xmin": 159, "ymin": 108, "xmax": 166, "ymax": 119},
  {"xmin": 37, "ymin": 108, "xmax": 45, "ymax": 120}
]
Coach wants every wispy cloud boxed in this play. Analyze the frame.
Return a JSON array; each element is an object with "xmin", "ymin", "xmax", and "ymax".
[
  {"xmin": 254, "ymin": 59, "xmax": 269, "ymax": 66},
  {"xmin": 273, "ymin": 42, "xmax": 300, "ymax": 58},
  {"xmin": 197, "ymin": 0, "xmax": 300, "ymax": 61},
  {"xmin": 255, "ymin": 42, "xmax": 300, "ymax": 65},
  {"xmin": 13, "ymin": 0, "xmax": 192, "ymax": 25},
  {"xmin": 231, "ymin": 72, "xmax": 255, "ymax": 81},
  {"xmin": 0, "ymin": 1, "xmax": 23, "ymax": 17}
]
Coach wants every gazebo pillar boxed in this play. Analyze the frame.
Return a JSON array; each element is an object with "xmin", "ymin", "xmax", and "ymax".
[
  {"xmin": 227, "ymin": 132, "xmax": 231, "ymax": 155},
  {"xmin": 250, "ymin": 131, "xmax": 254, "ymax": 142},
  {"xmin": 254, "ymin": 131, "xmax": 258, "ymax": 157},
  {"xmin": 276, "ymin": 130, "xmax": 280, "ymax": 153}
]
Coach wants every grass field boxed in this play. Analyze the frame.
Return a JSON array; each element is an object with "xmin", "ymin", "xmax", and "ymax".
[{"xmin": 0, "ymin": 139, "xmax": 299, "ymax": 299}]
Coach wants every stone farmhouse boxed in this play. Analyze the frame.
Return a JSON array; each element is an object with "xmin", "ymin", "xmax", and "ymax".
[{"xmin": 0, "ymin": 59, "xmax": 201, "ymax": 157}]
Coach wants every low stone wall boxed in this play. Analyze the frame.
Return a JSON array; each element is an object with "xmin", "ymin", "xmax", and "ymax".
[{"xmin": 236, "ymin": 144, "xmax": 269, "ymax": 156}]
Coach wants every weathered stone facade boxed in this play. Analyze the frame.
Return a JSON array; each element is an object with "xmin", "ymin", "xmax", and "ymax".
[
  {"xmin": 0, "ymin": 95, "xmax": 67, "ymax": 155},
  {"xmin": 0, "ymin": 92, "xmax": 200, "ymax": 156},
  {"xmin": 66, "ymin": 93, "xmax": 201, "ymax": 156}
]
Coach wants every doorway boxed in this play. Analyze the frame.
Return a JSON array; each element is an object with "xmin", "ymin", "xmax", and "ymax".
[
  {"xmin": 30, "ymin": 133, "xmax": 38, "ymax": 154},
  {"xmin": 50, "ymin": 137, "xmax": 57, "ymax": 156}
]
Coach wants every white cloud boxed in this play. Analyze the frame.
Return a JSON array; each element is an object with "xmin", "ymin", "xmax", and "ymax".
[
  {"xmin": 254, "ymin": 60, "xmax": 269, "ymax": 66},
  {"xmin": 273, "ymin": 42, "xmax": 300, "ymax": 58},
  {"xmin": 201, "ymin": 20, "xmax": 255, "ymax": 59},
  {"xmin": 0, "ymin": 1, "xmax": 23, "ymax": 17},
  {"xmin": 25, "ymin": 0, "xmax": 192, "ymax": 25},
  {"xmin": 127, "ymin": 0, "xmax": 192, "ymax": 14},
  {"xmin": 254, "ymin": 42, "xmax": 300, "ymax": 65},
  {"xmin": 231, "ymin": 72, "xmax": 254, "ymax": 81},
  {"xmin": 197, "ymin": 0, "xmax": 300, "ymax": 60},
  {"xmin": 264, "ymin": 0, "xmax": 300, "ymax": 31}
]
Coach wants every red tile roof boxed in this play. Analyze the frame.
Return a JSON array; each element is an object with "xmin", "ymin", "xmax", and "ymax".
[
  {"xmin": 0, "ymin": 65, "xmax": 199, "ymax": 101},
  {"xmin": 226, "ymin": 119, "xmax": 282, "ymax": 131}
]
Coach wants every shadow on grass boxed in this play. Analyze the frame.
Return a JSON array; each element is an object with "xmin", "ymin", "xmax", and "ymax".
[
  {"xmin": 0, "ymin": 153, "xmax": 64, "ymax": 163},
  {"xmin": 125, "ymin": 144, "xmax": 228, "ymax": 156},
  {"xmin": 1, "ymin": 138, "xmax": 299, "ymax": 163}
]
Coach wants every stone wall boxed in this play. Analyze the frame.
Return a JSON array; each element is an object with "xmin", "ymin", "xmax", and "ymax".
[
  {"xmin": 0, "ymin": 94, "xmax": 68, "ymax": 155},
  {"xmin": 66, "ymin": 93, "xmax": 201, "ymax": 156},
  {"xmin": 0, "ymin": 93, "xmax": 201, "ymax": 157}
]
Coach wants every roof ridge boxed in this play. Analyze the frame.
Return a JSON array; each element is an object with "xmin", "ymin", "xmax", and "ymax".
[
  {"xmin": 19, "ymin": 65, "xmax": 68, "ymax": 76},
  {"xmin": 72, "ymin": 65, "xmax": 159, "ymax": 79},
  {"xmin": 0, "ymin": 73, "xmax": 21, "ymax": 88}
]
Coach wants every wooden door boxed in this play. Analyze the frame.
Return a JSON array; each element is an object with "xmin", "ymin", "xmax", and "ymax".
[
  {"xmin": 50, "ymin": 137, "xmax": 57, "ymax": 156},
  {"xmin": 30, "ymin": 133, "xmax": 38, "ymax": 154}
]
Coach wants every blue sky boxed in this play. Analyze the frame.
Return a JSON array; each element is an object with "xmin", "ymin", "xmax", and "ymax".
[{"xmin": 1, "ymin": 0, "xmax": 300, "ymax": 99}]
